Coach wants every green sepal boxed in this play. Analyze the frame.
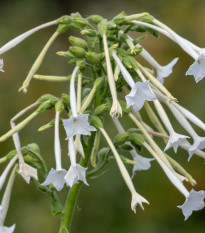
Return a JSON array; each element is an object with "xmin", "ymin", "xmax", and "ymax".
[
  {"xmin": 129, "ymin": 133, "xmax": 144, "ymax": 146},
  {"xmin": 59, "ymin": 226, "xmax": 69, "ymax": 233},
  {"xmin": 37, "ymin": 94, "xmax": 54, "ymax": 104},
  {"xmin": 61, "ymin": 93, "xmax": 70, "ymax": 112},
  {"xmin": 36, "ymin": 97, "xmax": 59, "ymax": 113},
  {"xmin": 69, "ymin": 46, "xmax": 86, "ymax": 58},
  {"xmin": 94, "ymin": 103, "xmax": 109, "ymax": 116},
  {"xmin": 94, "ymin": 77, "xmax": 104, "ymax": 89},
  {"xmin": 120, "ymin": 144, "xmax": 133, "ymax": 151},
  {"xmin": 57, "ymin": 24, "xmax": 70, "ymax": 34},
  {"xmin": 88, "ymin": 15, "xmax": 104, "ymax": 24},
  {"xmin": 114, "ymin": 133, "xmax": 130, "ymax": 145},
  {"xmin": 90, "ymin": 115, "xmax": 103, "ymax": 129},
  {"xmin": 73, "ymin": 17, "xmax": 89, "ymax": 27},
  {"xmin": 98, "ymin": 19, "xmax": 107, "ymax": 36},
  {"xmin": 113, "ymin": 12, "xmax": 127, "ymax": 24},
  {"xmin": 50, "ymin": 192, "xmax": 64, "ymax": 216},
  {"xmin": 69, "ymin": 36, "xmax": 88, "ymax": 50},
  {"xmin": 81, "ymin": 29, "xmax": 97, "ymax": 37},
  {"xmin": 57, "ymin": 15, "xmax": 72, "ymax": 24},
  {"xmin": 86, "ymin": 51, "xmax": 101, "ymax": 64}
]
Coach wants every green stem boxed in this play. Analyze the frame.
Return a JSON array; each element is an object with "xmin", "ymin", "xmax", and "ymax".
[{"xmin": 60, "ymin": 132, "xmax": 95, "ymax": 232}]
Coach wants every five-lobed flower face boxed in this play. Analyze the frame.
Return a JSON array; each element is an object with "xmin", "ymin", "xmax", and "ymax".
[{"xmin": 125, "ymin": 81, "xmax": 156, "ymax": 112}]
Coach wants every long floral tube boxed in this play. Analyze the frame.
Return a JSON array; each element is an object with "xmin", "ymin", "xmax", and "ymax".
[{"xmin": 0, "ymin": 20, "xmax": 57, "ymax": 55}]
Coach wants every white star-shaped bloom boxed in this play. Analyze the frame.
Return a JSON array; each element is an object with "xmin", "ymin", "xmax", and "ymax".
[
  {"xmin": 188, "ymin": 136, "xmax": 205, "ymax": 161},
  {"xmin": 0, "ymin": 224, "xmax": 15, "ymax": 233},
  {"xmin": 125, "ymin": 81, "xmax": 156, "ymax": 112},
  {"xmin": 19, "ymin": 162, "xmax": 38, "ymax": 184},
  {"xmin": 63, "ymin": 114, "xmax": 96, "ymax": 140},
  {"xmin": 156, "ymin": 58, "xmax": 179, "ymax": 84},
  {"xmin": 41, "ymin": 168, "xmax": 67, "ymax": 191},
  {"xmin": 131, "ymin": 153, "xmax": 154, "ymax": 178},
  {"xmin": 186, "ymin": 53, "xmax": 205, "ymax": 83},
  {"xmin": 164, "ymin": 132, "xmax": 189, "ymax": 153},
  {"xmin": 178, "ymin": 189, "xmax": 205, "ymax": 220},
  {"xmin": 0, "ymin": 59, "xmax": 4, "ymax": 72},
  {"xmin": 64, "ymin": 164, "xmax": 88, "ymax": 187}
]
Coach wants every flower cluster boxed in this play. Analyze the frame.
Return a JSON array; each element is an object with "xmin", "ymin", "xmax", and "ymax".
[{"xmin": 0, "ymin": 11, "xmax": 205, "ymax": 232}]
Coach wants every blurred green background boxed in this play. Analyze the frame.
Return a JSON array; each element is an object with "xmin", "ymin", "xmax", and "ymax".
[{"xmin": 0, "ymin": 0, "xmax": 205, "ymax": 232}]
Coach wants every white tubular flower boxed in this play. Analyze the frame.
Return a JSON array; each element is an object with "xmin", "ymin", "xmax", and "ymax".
[
  {"xmin": 186, "ymin": 52, "xmax": 205, "ymax": 83},
  {"xmin": 112, "ymin": 117, "xmax": 154, "ymax": 178},
  {"xmin": 153, "ymin": 101, "xmax": 189, "ymax": 153},
  {"xmin": 167, "ymin": 103, "xmax": 205, "ymax": 160},
  {"xmin": 0, "ymin": 59, "xmax": 4, "ymax": 72},
  {"xmin": 103, "ymin": 35, "xmax": 122, "ymax": 118},
  {"xmin": 64, "ymin": 137, "xmax": 88, "ymax": 187},
  {"xmin": 0, "ymin": 155, "xmax": 18, "ymax": 191},
  {"xmin": 100, "ymin": 127, "xmax": 149, "ymax": 212},
  {"xmin": 0, "ymin": 165, "xmax": 17, "ymax": 233},
  {"xmin": 178, "ymin": 189, "xmax": 205, "ymax": 220},
  {"xmin": 42, "ymin": 111, "xmax": 66, "ymax": 191},
  {"xmin": 0, "ymin": 20, "xmax": 57, "ymax": 55},
  {"xmin": 112, "ymin": 52, "xmax": 156, "ymax": 111},
  {"xmin": 125, "ymin": 81, "xmax": 156, "ymax": 112},
  {"xmin": 63, "ymin": 66, "xmax": 96, "ymax": 140}
]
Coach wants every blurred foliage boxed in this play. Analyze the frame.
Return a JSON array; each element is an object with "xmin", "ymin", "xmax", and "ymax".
[{"xmin": 0, "ymin": 0, "xmax": 205, "ymax": 233}]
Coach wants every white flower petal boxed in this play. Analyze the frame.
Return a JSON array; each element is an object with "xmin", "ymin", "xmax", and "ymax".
[
  {"xmin": 164, "ymin": 132, "xmax": 189, "ymax": 153},
  {"xmin": 131, "ymin": 192, "xmax": 149, "ymax": 213},
  {"xmin": 41, "ymin": 168, "xmax": 67, "ymax": 191},
  {"xmin": 64, "ymin": 164, "xmax": 88, "ymax": 187},
  {"xmin": 63, "ymin": 114, "xmax": 96, "ymax": 140},
  {"xmin": 188, "ymin": 136, "xmax": 205, "ymax": 161},
  {"xmin": 0, "ymin": 224, "xmax": 15, "ymax": 233},
  {"xmin": 156, "ymin": 58, "xmax": 179, "ymax": 84},
  {"xmin": 19, "ymin": 162, "xmax": 38, "ymax": 184},
  {"xmin": 186, "ymin": 53, "xmax": 205, "ymax": 83},
  {"xmin": 131, "ymin": 153, "xmax": 154, "ymax": 178},
  {"xmin": 125, "ymin": 81, "xmax": 156, "ymax": 112},
  {"xmin": 0, "ymin": 59, "xmax": 4, "ymax": 72},
  {"xmin": 178, "ymin": 189, "xmax": 205, "ymax": 220}
]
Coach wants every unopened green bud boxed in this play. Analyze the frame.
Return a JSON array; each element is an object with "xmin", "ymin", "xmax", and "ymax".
[
  {"xmin": 94, "ymin": 77, "xmax": 104, "ymax": 89},
  {"xmin": 71, "ymin": 12, "xmax": 82, "ymax": 18},
  {"xmin": 131, "ymin": 26, "xmax": 146, "ymax": 33},
  {"xmin": 69, "ymin": 46, "xmax": 86, "ymax": 58},
  {"xmin": 57, "ymin": 24, "xmax": 70, "ymax": 34},
  {"xmin": 86, "ymin": 51, "xmax": 101, "ymax": 64},
  {"xmin": 27, "ymin": 143, "xmax": 40, "ymax": 154},
  {"xmin": 61, "ymin": 93, "xmax": 70, "ymax": 110},
  {"xmin": 68, "ymin": 58, "xmax": 79, "ymax": 65},
  {"xmin": 69, "ymin": 36, "xmax": 88, "ymax": 50},
  {"xmin": 81, "ymin": 29, "xmax": 97, "ymax": 37},
  {"xmin": 120, "ymin": 144, "xmax": 133, "ymax": 150},
  {"xmin": 98, "ymin": 147, "xmax": 109, "ymax": 159},
  {"xmin": 122, "ymin": 58, "xmax": 133, "ymax": 69},
  {"xmin": 37, "ymin": 94, "xmax": 54, "ymax": 104},
  {"xmin": 37, "ymin": 97, "xmax": 59, "ymax": 113},
  {"xmin": 57, "ymin": 15, "xmax": 72, "ymax": 24},
  {"xmin": 68, "ymin": 23, "xmax": 82, "ymax": 30},
  {"xmin": 119, "ymin": 100, "xmax": 130, "ymax": 114},
  {"xmin": 57, "ymin": 51, "xmax": 75, "ymax": 58},
  {"xmin": 107, "ymin": 21, "xmax": 116, "ymax": 30},
  {"xmin": 114, "ymin": 133, "xmax": 129, "ymax": 145},
  {"xmin": 116, "ymin": 48, "xmax": 128, "ymax": 57},
  {"xmin": 23, "ymin": 155, "xmax": 35, "ymax": 162},
  {"xmin": 113, "ymin": 12, "xmax": 127, "ymax": 24},
  {"xmin": 38, "ymin": 119, "xmax": 55, "ymax": 131},
  {"xmin": 94, "ymin": 103, "xmax": 109, "ymax": 116},
  {"xmin": 120, "ymin": 155, "xmax": 136, "ymax": 165},
  {"xmin": 133, "ymin": 35, "xmax": 147, "ymax": 44},
  {"xmin": 73, "ymin": 17, "xmax": 89, "ymax": 27},
  {"xmin": 140, "ymin": 15, "xmax": 154, "ymax": 23},
  {"xmin": 98, "ymin": 19, "xmax": 107, "ymax": 36},
  {"xmin": 129, "ymin": 133, "xmax": 144, "ymax": 146},
  {"xmin": 55, "ymin": 101, "xmax": 64, "ymax": 112},
  {"xmin": 88, "ymin": 15, "xmax": 104, "ymax": 24},
  {"xmin": 125, "ymin": 56, "xmax": 139, "ymax": 69},
  {"xmin": 76, "ymin": 60, "xmax": 86, "ymax": 69},
  {"xmin": 90, "ymin": 115, "xmax": 103, "ymax": 129}
]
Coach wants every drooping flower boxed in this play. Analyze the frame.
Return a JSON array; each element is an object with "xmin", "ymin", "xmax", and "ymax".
[
  {"xmin": 178, "ymin": 189, "xmax": 205, "ymax": 220},
  {"xmin": 63, "ymin": 66, "xmax": 96, "ymax": 140},
  {"xmin": 0, "ymin": 59, "xmax": 4, "ymax": 72},
  {"xmin": 42, "ymin": 111, "xmax": 67, "ymax": 191},
  {"xmin": 188, "ymin": 136, "xmax": 205, "ymax": 161},
  {"xmin": 100, "ymin": 127, "xmax": 149, "ymax": 212},
  {"xmin": 0, "ymin": 166, "xmax": 16, "ymax": 233},
  {"xmin": 164, "ymin": 132, "xmax": 189, "ymax": 153},
  {"xmin": 125, "ymin": 81, "xmax": 156, "ymax": 112},
  {"xmin": 64, "ymin": 137, "xmax": 88, "ymax": 187},
  {"xmin": 0, "ymin": 21, "xmax": 57, "ymax": 55},
  {"xmin": 63, "ymin": 114, "xmax": 96, "ymax": 140},
  {"xmin": 186, "ymin": 52, "xmax": 205, "ymax": 83},
  {"xmin": 18, "ymin": 162, "xmax": 38, "ymax": 184},
  {"xmin": 131, "ymin": 152, "xmax": 154, "ymax": 178}
]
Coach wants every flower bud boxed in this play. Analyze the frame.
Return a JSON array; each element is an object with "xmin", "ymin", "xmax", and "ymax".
[
  {"xmin": 107, "ymin": 21, "xmax": 117, "ymax": 30},
  {"xmin": 86, "ymin": 51, "xmax": 101, "ymax": 64},
  {"xmin": 55, "ymin": 101, "xmax": 64, "ymax": 112},
  {"xmin": 88, "ymin": 15, "xmax": 104, "ymax": 24},
  {"xmin": 73, "ymin": 17, "xmax": 89, "ymax": 27},
  {"xmin": 68, "ymin": 23, "xmax": 82, "ymax": 30},
  {"xmin": 37, "ymin": 97, "xmax": 59, "ymax": 113},
  {"xmin": 120, "ymin": 144, "xmax": 133, "ymax": 150},
  {"xmin": 57, "ymin": 15, "xmax": 72, "ymax": 24},
  {"xmin": 113, "ymin": 12, "xmax": 127, "ymax": 24},
  {"xmin": 69, "ymin": 46, "xmax": 86, "ymax": 58},
  {"xmin": 56, "ymin": 51, "xmax": 75, "ymax": 58},
  {"xmin": 98, "ymin": 147, "xmax": 109, "ymax": 159},
  {"xmin": 57, "ymin": 24, "xmax": 70, "ymax": 34},
  {"xmin": 81, "ymin": 29, "xmax": 97, "ymax": 37},
  {"xmin": 37, "ymin": 94, "xmax": 54, "ymax": 104},
  {"xmin": 98, "ymin": 19, "xmax": 107, "ymax": 36},
  {"xmin": 129, "ymin": 133, "xmax": 144, "ymax": 146},
  {"xmin": 94, "ymin": 77, "xmax": 104, "ymax": 89},
  {"xmin": 114, "ymin": 133, "xmax": 129, "ymax": 145},
  {"xmin": 61, "ymin": 93, "xmax": 70, "ymax": 111},
  {"xmin": 90, "ymin": 116, "xmax": 103, "ymax": 129},
  {"xmin": 69, "ymin": 36, "xmax": 88, "ymax": 50},
  {"xmin": 27, "ymin": 143, "xmax": 40, "ymax": 154},
  {"xmin": 94, "ymin": 103, "xmax": 109, "ymax": 116}
]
